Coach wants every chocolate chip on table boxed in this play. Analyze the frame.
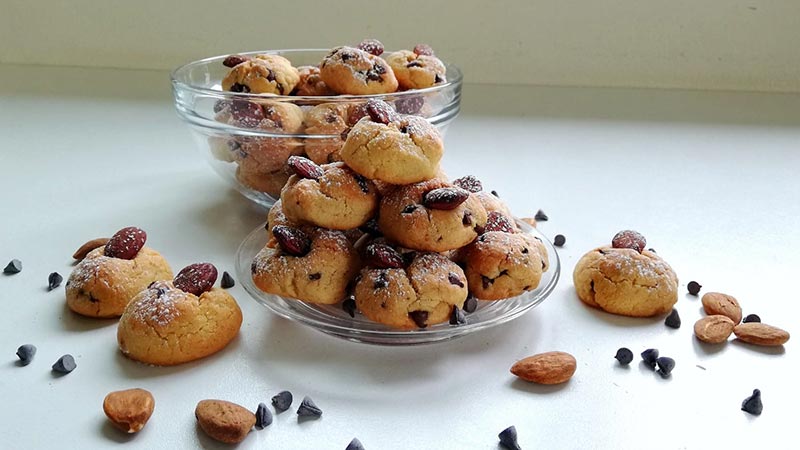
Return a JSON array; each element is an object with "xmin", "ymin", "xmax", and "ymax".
[
  {"xmin": 16, "ymin": 344, "xmax": 36, "ymax": 366},
  {"xmin": 611, "ymin": 230, "xmax": 646, "ymax": 253},
  {"xmin": 296, "ymin": 396, "xmax": 322, "ymax": 418},
  {"xmin": 449, "ymin": 306, "xmax": 466, "ymax": 325},
  {"xmin": 288, "ymin": 155, "xmax": 324, "ymax": 180},
  {"xmin": 463, "ymin": 295, "xmax": 478, "ymax": 313},
  {"xmin": 413, "ymin": 44, "xmax": 434, "ymax": 56},
  {"xmin": 741, "ymin": 389, "xmax": 763, "ymax": 416},
  {"xmin": 498, "ymin": 425, "xmax": 521, "ymax": 450},
  {"xmin": 273, "ymin": 225, "xmax": 312, "ymax": 257},
  {"xmin": 173, "ymin": 263, "xmax": 218, "ymax": 296},
  {"xmin": 271, "ymin": 391, "xmax": 293, "ymax": 412},
  {"xmin": 665, "ymin": 308, "xmax": 681, "ymax": 329},
  {"xmin": 342, "ymin": 296, "xmax": 357, "ymax": 318},
  {"xmin": 52, "ymin": 354, "xmax": 76, "ymax": 374},
  {"xmin": 614, "ymin": 347, "xmax": 633, "ymax": 365},
  {"xmin": 346, "ymin": 437, "xmax": 365, "ymax": 450},
  {"xmin": 220, "ymin": 271, "xmax": 235, "ymax": 289},
  {"xmin": 357, "ymin": 38, "xmax": 384, "ymax": 56},
  {"xmin": 534, "ymin": 209, "xmax": 548, "ymax": 222},
  {"xmin": 743, "ymin": 314, "xmax": 761, "ymax": 323},
  {"xmin": 409, "ymin": 310, "xmax": 429, "ymax": 328},
  {"xmin": 491, "ymin": 190, "xmax": 499, "ymax": 197},
  {"xmin": 687, "ymin": 281, "xmax": 702, "ymax": 296},
  {"xmin": 4, "ymin": 259, "xmax": 22, "ymax": 274},
  {"xmin": 222, "ymin": 54, "xmax": 251, "ymax": 68},
  {"xmin": 553, "ymin": 234, "xmax": 566, "ymax": 247},
  {"xmin": 641, "ymin": 348, "xmax": 659, "ymax": 369},
  {"xmin": 48, "ymin": 272, "xmax": 63, "ymax": 291},
  {"xmin": 255, "ymin": 402, "xmax": 272, "ymax": 429},
  {"xmin": 656, "ymin": 357, "xmax": 675, "ymax": 378}
]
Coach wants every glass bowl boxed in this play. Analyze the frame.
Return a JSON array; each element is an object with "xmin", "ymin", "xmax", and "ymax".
[
  {"xmin": 171, "ymin": 49, "xmax": 463, "ymax": 208},
  {"xmin": 235, "ymin": 219, "xmax": 561, "ymax": 346}
]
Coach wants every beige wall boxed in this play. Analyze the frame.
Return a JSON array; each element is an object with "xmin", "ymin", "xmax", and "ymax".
[{"xmin": 2, "ymin": 0, "xmax": 798, "ymax": 92}]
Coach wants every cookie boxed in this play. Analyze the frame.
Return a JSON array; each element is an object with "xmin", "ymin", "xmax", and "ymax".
[
  {"xmin": 281, "ymin": 159, "xmax": 378, "ymax": 230},
  {"xmin": 573, "ymin": 246, "xmax": 678, "ymax": 317},
  {"xmin": 236, "ymin": 165, "xmax": 292, "ymax": 198},
  {"xmin": 252, "ymin": 226, "xmax": 360, "ymax": 304},
  {"xmin": 221, "ymin": 54, "xmax": 300, "ymax": 95},
  {"xmin": 319, "ymin": 46, "xmax": 398, "ymax": 95},
  {"xmin": 379, "ymin": 179, "xmax": 487, "ymax": 252},
  {"xmin": 385, "ymin": 49, "xmax": 446, "ymax": 90},
  {"xmin": 355, "ymin": 250, "xmax": 467, "ymax": 329},
  {"xmin": 227, "ymin": 101, "xmax": 305, "ymax": 174},
  {"xmin": 340, "ymin": 106, "xmax": 444, "ymax": 184},
  {"xmin": 293, "ymin": 65, "xmax": 335, "ymax": 96},
  {"xmin": 459, "ymin": 231, "xmax": 546, "ymax": 300},
  {"xmin": 117, "ymin": 279, "xmax": 242, "ymax": 366},
  {"xmin": 303, "ymin": 103, "xmax": 351, "ymax": 164},
  {"xmin": 452, "ymin": 175, "xmax": 516, "ymax": 229}
]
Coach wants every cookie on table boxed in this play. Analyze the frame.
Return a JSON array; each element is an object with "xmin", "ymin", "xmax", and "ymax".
[
  {"xmin": 66, "ymin": 227, "xmax": 173, "ymax": 318},
  {"xmin": 385, "ymin": 45, "xmax": 446, "ymax": 90},
  {"xmin": 340, "ymin": 100, "xmax": 444, "ymax": 184},
  {"xmin": 226, "ymin": 100, "xmax": 305, "ymax": 174},
  {"xmin": 280, "ymin": 157, "xmax": 378, "ymax": 230},
  {"xmin": 319, "ymin": 46, "xmax": 398, "ymax": 95},
  {"xmin": 293, "ymin": 65, "xmax": 335, "ymax": 96},
  {"xmin": 573, "ymin": 231, "xmax": 678, "ymax": 317},
  {"xmin": 252, "ymin": 225, "xmax": 360, "ymax": 304},
  {"xmin": 117, "ymin": 264, "xmax": 242, "ymax": 366},
  {"xmin": 379, "ymin": 179, "xmax": 487, "ymax": 252},
  {"xmin": 355, "ymin": 244, "xmax": 467, "ymax": 329},
  {"xmin": 303, "ymin": 103, "xmax": 351, "ymax": 164},
  {"xmin": 236, "ymin": 165, "xmax": 292, "ymax": 198},
  {"xmin": 221, "ymin": 54, "xmax": 300, "ymax": 95}
]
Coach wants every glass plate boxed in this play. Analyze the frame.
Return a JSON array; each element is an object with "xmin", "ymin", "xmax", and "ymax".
[{"xmin": 235, "ymin": 219, "xmax": 561, "ymax": 346}]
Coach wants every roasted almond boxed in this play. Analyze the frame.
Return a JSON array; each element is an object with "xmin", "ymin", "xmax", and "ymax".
[
  {"xmin": 195, "ymin": 399, "xmax": 255, "ymax": 444},
  {"xmin": 73, "ymin": 237, "xmax": 109, "ymax": 260},
  {"xmin": 510, "ymin": 351, "xmax": 576, "ymax": 385},
  {"xmin": 287, "ymin": 155, "xmax": 324, "ymax": 180},
  {"xmin": 452, "ymin": 175, "xmax": 483, "ymax": 193},
  {"xmin": 694, "ymin": 315, "xmax": 735, "ymax": 344},
  {"xmin": 365, "ymin": 99, "xmax": 397, "ymax": 124},
  {"xmin": 222, "ymin": 54, "xmax": 251, "ymax": 68},
  {"xmin": 273, "ymin": 225, "xmax": 312, "ymax": 256},
  {"xmin": 104, "ymin": 227, "xmax": 146, "ymax": 260},
  {"xmin": 173, "ymin": 263, "xmax": 218, "ymax": 296},
  {"xmin": 701, "ymin": 292, "xmax": 742, "ymax": 324},
  {"xmin": 734, "ymin": 323, "xmax": 790, "ymax": 346},
  {"xmin": 422, "ymin": 187, "xmax": 469, "ymax": 210},
  {"xmin": 103, "ymin": 388, "xmax": 155, "ymax": 434},
  {"xmin": 611, "ymin": 230, "xmax": 646, "ymax": 253},
  {"xmin": 365, "ymin": 243, "xmax": 404, "ymax": 269},
  {"xmin": 484, "ymin": 211, "xmax": 515, "ymax": 233}
]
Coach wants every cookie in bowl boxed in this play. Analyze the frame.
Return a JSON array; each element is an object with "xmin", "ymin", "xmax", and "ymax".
[
  {"xmin": 293, "ymin": 65, "xmax": 335, "ymax": 96},
  {"xmin": 303, "ymin": 103, "xmax": 351, "ymax": 164},
  {"xmin": 319, "ymin": 46, "xmax": 398, "ymax": 95},
  {"xmin": 221, "ymin": 54, "xmax": 300, "ymax": 95},
  {"xmin": 385, "ymin": 45, "xmax": 446, "ymax": 90}
]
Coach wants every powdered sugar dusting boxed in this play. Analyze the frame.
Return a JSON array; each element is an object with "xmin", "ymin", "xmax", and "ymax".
[{"xmin": 130, "ymin": 281, "xmax": 182, "ymax": 327}]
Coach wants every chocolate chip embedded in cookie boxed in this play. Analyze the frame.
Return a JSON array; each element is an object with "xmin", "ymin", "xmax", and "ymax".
[
  {"xmin": 319, "ymin": 46, "xmax": 398, "ymax": 95},
  {"xmin": 385, "ymin": 49, "xmax": 446, "ymax": 90},
  {"xmin": 222, "ymin": 54, "xmax": 300, "ymax": 95},
  {"xmin": 293, "ymin": 65, "xmax": 335, "ymax": 96}
]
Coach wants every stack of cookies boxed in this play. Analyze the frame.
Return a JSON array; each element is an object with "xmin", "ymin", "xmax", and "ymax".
[{"xmin": 251, "ymin": 99, "xmax": 549, "ymax": 330}]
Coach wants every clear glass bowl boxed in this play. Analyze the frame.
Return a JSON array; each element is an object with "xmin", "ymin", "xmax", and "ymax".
[
  {"xmin": 171, "ymin": 49, "xmax": 463, "ymax": 208},
  {"xmin": 235, "ymin": 219, "xmax": 561, "ymax": 346}
]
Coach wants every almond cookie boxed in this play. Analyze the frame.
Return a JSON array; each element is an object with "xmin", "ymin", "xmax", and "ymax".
[
  {"xmin": 221, "ymin": 54, "xmax": 299, "ymax": 95},
  {"xmin": 66, "ymin": 228, "xmax": 173, "ymax": 318},
  {"xmin": 236, "ymin": 165, "xmax": 292, "ymax": 198},
  {"xmin": 303, "ymin": 103, "xmax": 351, "ymax": 164},
  {"xmin": 573, "ymin": 244, "xmax": 678, "ymax": 317},
  {"xmin": 319, "ymin": 46, "xmax": 398, "ymax": 95},
  {"xmin": 281, "ymin": 158, "xmax": 378, "ymax": 230},
  {"xmin": 379, "ymin": 179, "xmax": 487, "ymax": 252},
  {"xmin": 293, "ymin": 65, "xmax": 335, "ymax": 96},
  {"xmin": 117, "ymin": 264, "xmax": 242, "ymax": 366},
  {"xmin": 226, "ymin": 100, "xmax": 305, "ymax": 174},
  {"xmin": 252, "ymin": 226, "xmax": 360, "ymax": 304},
  {"xmin": 355, "ymin": 245, "xmax": 467, "ymax": 329},
  {"xmin": 340, "ymin": 101, "xmax": 444, "ymax": 184},
  {"xmin": 385, "ymin": 48, "xmax": 446, "ymax": 90}
]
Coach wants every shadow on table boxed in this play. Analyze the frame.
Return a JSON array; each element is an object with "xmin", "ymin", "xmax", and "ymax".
[{"xmin": 60, "ymin": 303, "xmax": 118, "ymax": 332}]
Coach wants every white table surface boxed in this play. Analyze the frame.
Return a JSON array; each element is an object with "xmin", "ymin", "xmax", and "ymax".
[{"xmin": 1, "ymin": 64, "xmax": 798, "ymax": 449}]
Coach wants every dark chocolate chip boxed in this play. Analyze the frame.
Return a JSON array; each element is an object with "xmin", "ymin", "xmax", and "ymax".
[
  {"xmin": 656, "ymin": 357, "xmax": 675, "ymax": 378},
  {"xmin": 3, "ymin": 259, "xmax": 22, "ymax": 274},
  {"xmin": 743, "ymin": 314, "xmax": 761, "ymax": 323},
  {"xmin": 401, "ymin": 205, "xmax": 418, "ymax": 214},
  {"xmin": 687, "ymin": 281, "xmax": 702, "ymax": 296},
  {"xmin": 498, "ymin": 425, "xmax": 521, "ymax": 450},
  {"xmin": 665, "ymin": 308, "xmax": 681, "ymax": 329},
  {"xmin": 463, "ymin": 295, "xmax": 478, "ymax": 313},
  {"xmin": 449, "ymin": 306, "xmax": 466, "ymax": 325},
  {"xmin": 251, "ymin": 260, "xmax": 257, "ymax": 274},
  {"xmin": 553, "ymin": 235, "xmax": 566, "ymax": 247},
  {"xmin": 434, "ymin": 74, "xmax": 444, "ymax": 84},
  {"xmin": 220, "ymin": 271, "xmax": 235, "ymax": 289},
  {"xmin": 271, "ymin": 391, "xmax": 293, "ymax": 412},
  {"xmin": 358, "ymin": 218, "xmax": 382, "ymax": 237},
  {"xmin": 346, "ymin": 438, "xmax": 366, "ymax": 450},
  {"xmin": 229, "ymin": 83, "xmax": 250, "ymax": 93},
  {"xmin": 741, "ymin": 389, "xmax": 763, "ymax": 416},
  {"xmin": 491, "ymin": 190, "xmax": 499, "ymax": 197},
  {"xmin": 366, "ymin": 70, "xmax": 382, "ymax": 81},
  {"xmin": 462, "ymin": 211, "xmax": 473, "ymax": 226},
  {"xmin": 297, "ymin": 396, "xmax": 322, "ymax": 418},
  {"xmin": 222, "ymin": 54, "xmax": 250, "ymax": 68},
  {"xmin": 641, "ymin": 349, "xmax": 659, "ymax": 369},
  {"xmin": 16, "ymin": 344, "xmax": 36, "ymax": 366},
  {"xmin": 521, "ymin": 247, "xmax": 529, "ymax": 254},
  {"xmin": 373, "ymin": 271, "xmax": 389, "ymax": 289},
  {"xmin": 340, "ymin": 52, "xmax": 352, "ymax": 61},
  {"xmin": 409, "ymin": 310, "xmax": 429, "ymax": 328},
  {"xmin": 353, "ymin": 174, "xmax": 370, "ymax": 194},
  {"xmin": 255, "ymin": 402, "xmax": 273, "ymax": 428},
  {"xmin": 481, "ymin": 276, "xmax": 493, "ymax": 289},
  {"xmin": 343, "ymin": 297, "xmax": 356, "ymax": 318},
  {"xmin": 308, "ymin": 273, "xmax": 322, "ymax": 281},
  {"xmin": 614, "ymin": 347, "xmax": 633, "ymax": 365},
  {"xmin": 534, "ymin": 209, "xmax": 548, "ymax": 221},
  {"xmin": 447, "ymin": 272, "xmax": 464, "ymax": 288},
  {"xmin": 48, "ymin": 272, "xmax": 63, "ymax": 291},
  {"xmin": 406, "ymin": 61, "xmax": 423, "ymax": 68},
  {"xmin": 52, "ymin": 354, "xmax": 76, "ymax": 374},
  {"xmin": 647, "ymin": 248, "xmax": 657, "ymax": 253},
  {"xmin": 265, "ymin": 69, "xmax": 276, "ymax": 82}
]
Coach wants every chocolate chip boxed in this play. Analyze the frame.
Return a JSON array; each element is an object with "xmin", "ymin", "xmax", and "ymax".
[
  {"xmin": 641, "ymin": 349, "xmax": 659, "ymax": 369},
  {"xmin": 401, "ymin": 205, "xmax": 418, "ymax": 214},
  {"xmin": 434, "ymin": 74, "xmax": 444, "ymax": 84},
  {"xmin": 611, "ymin": 230, "xmax": 646, "ymax": 253},
  {"xmin": 373, "ymin": 271, "xmax": 389, "ymax": 289},
  {"xmin": 346, "ymin": 438, "xmax": 366, "ymax": 450},
  {"xmin": 741, "ymin": 389, "xmax": 763, "ymax": 416},
  {"xmin": 52, "ymin": 354, "xmax": 76, "ymax": 374},
  {"xmin": 296, "ymin": 396, "xmax": 322, "ymax": 418},
  {"xmin": 340, "ymin": 128, "xmax": 351, "ymax": 141},
  {"xmin": 340, "ymin": 52, "xmax": 353, "ymax": 61},
  {"xmin": 265, "ymin": 69, "xmax": 276, "ymax": 82},
  {"xmin": 462, "ymin": 212, "xmax": 473, "ymax": 226},
  {"xmin": 357, "ymin": 38, "xmax": 384, "ymax": 56},
  {"xmin": 16, "ymin": 344, "xmax": 36, "ymax": 366},
  {"xmin": 220, "ymin": 271, "xmax": 235, "ymax": 289},
  {"xmin": 452, "ymin": 175, "xmax": 483, "ymax": 193},
  {"xmin": 491, "ymin": 190, "xmax": 499, "ymax": 197},
  {"xmin": 271, "ymin": 391, "xmax": 293, "ymax": 412},
  {"xmin": 665, "ymin": 308, "xmax": 681, "ymax": 329},
  {"xmin": 406, "ymin": 61, "xmax": 423, "ymax": 68},
  {"xmin": 534, "ymin": 209, "xmax": 548, "ymax": 221},
  {"xmin": 48, "ymin": 272, "xmax": 63, "ymax": 291},
  {"xmin": 413, "ymin": 44, "xmax": 434, "ymax": 56},
  {"xmin": 353, "ymin": 174, "xmax": 370, "ymax": 194},
  {"xmin": 3, "ymin": 259, "xmax": 22, "ymax": 274},
  {"xmin": 229, "ymin": 83, "xmax": 250, "ymax": 93},
  {"xmin": 308, "ymin": 273, "xmax": 322, "ymax": 281},
  {"xmin": 687, "ymin": 281, "xmax": 702, "ymax": 296},
  {"xmin": 614, "ymin": 347, "xmax": 633, "ymax": 365},
  {"xmin": 409, "ymin": 310, "xmax": 429, "ymax": 328},
  {"xmin": 366, "ymin": 70, "xmax": 382, "ymax": 81},
  {"xmin": 447, "ymin": 272, "xmax": 465, "ymax": 288},
  {"xmin": 358, "ymin": 218, "xmax": 381, "ymax": 237},
  {"xmin": 401, "ymin": 251, "xmax": 416, "ymax": 267},
  {"xmin": 656, "ymin": 357, "xmax": 675, "ymax": 378},
  {"xmin": 255, "ymin": 402, "xmax": 272, "ymax": 429},
  {"xmin": 222, "ymin": 54, "xmax": 250, "ymax": 67},
  {"xmin": 449, "ymin": 306, "xmax": 466, "ymax": 325},
  {"xmin": 394, "ymin": 96, "xmax": 424, "ymax": 115},
  {"xmin": 553, "ymin": 235, "xmax": 566, "ymax": 247},
  {"xmin": 343, "ymin": 297, "xmax": 356, "ymax": 318},
  {"xmin": 521, "ymin": 247, "xmax": 529, "ymax": 254},
  {"xmin": 743, "ymin": 314, "xmax": 761, "ymax": 323},
  {"xmin": 463, "ymin": 295, "xmax": 478, "ymax": 313},
  {"xmin": 647, "ymin": 248, "xmax": 657, "ymax": 253},
  {"xmin": 481, "ymin": 276, "xmax": 493, "ymax": 289},
  {"xmin": 498, "ymin": 425, "xmax": 521, "ymax": 450}
]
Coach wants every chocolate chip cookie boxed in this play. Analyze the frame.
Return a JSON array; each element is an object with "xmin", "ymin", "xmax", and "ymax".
[
  {"xmin": 385, "ymin": 49, "xmax": 446, "ymax": 90},
  {"xmin": 222, "ymin": 54, "xmax": 300, "ymax": 95},
  {"xmin": 319, "ymin": 46, "xmax": 398, "ymax": 95}
]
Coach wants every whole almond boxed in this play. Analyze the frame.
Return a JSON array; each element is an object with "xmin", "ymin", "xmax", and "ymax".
[
  {"xmin": 287, "ymin": 155, "xmax": 324, "ymax": 180},
  {"xmin": 272, "ymin": 225, "xmax": 312, "ymax": 256},
  {"xmin": 195, "ymin": 399, "xmax": 255, "ymax": 444},
  {"xmin": 701, "ymin": 292, "xmax": 742, "ymax": 324},
  {"xmin": 422, "ymin": 187, "xmax": 470, "ymax": 210},
  {"xmin": 733, "ymin": 323, "xmax": 790, "ymax": 346},
  {"xmin": 694, "ymin": 315, "xmax": 735, "ymax": 344},
  {"xmin": 365, "ymin": 243, "xmax": 404, "ymax": 269},
  {"xmin": 611, "ymin": 230, "xmax": 646, "ymax": 253},
  {"xmin": 510, "ymin": 351, "xmax": 576, "ymax": 385},
  {"xmin": 173, "ymin": 263, "xmax": 218, "ymax": 296},
  {"xmin": 103, "ymin": 388, "xmax": 155, "ymax": 434},
  {"xmin": 484, "ymin": 211, "xmax": 515, "ymax": 233},
  {"xmin": 104, "ymin": 227, "xmax": 147, "ymax": 260},
  {"xmin": 73, "ymin": 238, "xmax": 109, "ymax": 260}
]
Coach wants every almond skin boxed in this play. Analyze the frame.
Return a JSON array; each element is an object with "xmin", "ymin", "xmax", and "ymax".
[
  {"xmin": 103, "ymin": 388, "xmax": 155, "ymax": 433},
  {"xmin": 195, "ymin": 400, "xmax": 255, "ymax": 444},
  {"xmin": 694, "ymin": 315, "xmax": 735, "ymax": 344},
  {"xmin": 510, "ymin": 351, "xmax": 576, "ymax": 385},
  {"xmin": 734, "ymin": 323, "xmax": 790, "ymax": 346},
  {"xmin": 72, "ymin": 238, "xmax": 109, "ymax": 260},
  {"xmin": 701, "ymin": 292, "xmax": 742, "ymax": 324}
]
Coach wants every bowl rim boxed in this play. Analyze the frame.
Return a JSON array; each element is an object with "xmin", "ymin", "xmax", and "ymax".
[{"xmin": 170, "ymin": 48, "xmax": 463, "ymax": 102}]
